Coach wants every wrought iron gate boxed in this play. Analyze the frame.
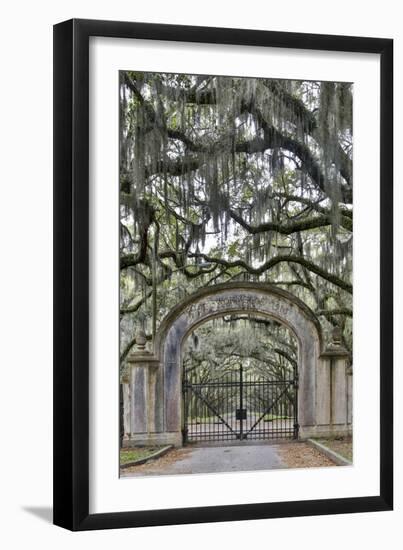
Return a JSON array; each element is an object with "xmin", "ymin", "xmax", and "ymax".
[{"xmin": 182, "ymin": 363, "xmax": 299, "ymax": 443}]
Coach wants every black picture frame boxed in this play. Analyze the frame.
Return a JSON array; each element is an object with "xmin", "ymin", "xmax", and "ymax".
[{"xmin": 53, "ymin": 18, "xmax": 393, "ymax": 531}]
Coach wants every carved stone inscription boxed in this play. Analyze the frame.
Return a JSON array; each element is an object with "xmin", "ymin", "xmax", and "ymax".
[{"xmin": 186, "ymin": 292, "xmax": 291, "ymax": 323}]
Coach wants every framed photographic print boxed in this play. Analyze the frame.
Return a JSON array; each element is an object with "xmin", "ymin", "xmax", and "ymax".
[{"xmin": 53, "ymin": 19, "xmax": 393, "ymax": 530}]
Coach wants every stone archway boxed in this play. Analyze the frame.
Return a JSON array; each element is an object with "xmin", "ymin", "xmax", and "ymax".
[{"xmin": 123, "ymin": 283, "xmax": 352, "ymax": 447}]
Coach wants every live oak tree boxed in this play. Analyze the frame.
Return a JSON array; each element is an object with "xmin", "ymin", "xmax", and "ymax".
[{"xmin": 119, "ymin": 71, "xmax": 353, "ymax": 375}]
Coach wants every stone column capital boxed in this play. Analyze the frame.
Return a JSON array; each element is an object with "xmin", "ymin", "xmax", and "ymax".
[{"xmin": 127, "ymin": 349, "xmax": 160, "ymax": 368}]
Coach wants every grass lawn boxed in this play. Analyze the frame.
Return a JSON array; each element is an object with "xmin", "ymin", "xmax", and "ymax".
[
  {"xmin": 190, "ymin": 416, "xmax": 218, "ymax": 423},
  {"xmin": 120, "ymin": 446, "xmax": 166, "ymax": 465},
  {"xmin": 316, "ymin": 436, "xmax": 353, "ymax": 462},
  {"xmin": 264, "ymin": 414, "xmax": 290, "ymax": 422},
  {"xmin": 189, "ymin": 413, "xmax": 291, "ymax": 423}
]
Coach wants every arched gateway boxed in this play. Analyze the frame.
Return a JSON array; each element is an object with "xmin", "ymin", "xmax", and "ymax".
[{"xmin": 122, "ymin": 283, "xmax": 352, "ymax": 447}]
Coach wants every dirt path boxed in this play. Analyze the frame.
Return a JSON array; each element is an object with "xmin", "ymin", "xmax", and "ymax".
[{"xmin": 277, "ymin": 442, "xmax": 336, "ymax": 468}]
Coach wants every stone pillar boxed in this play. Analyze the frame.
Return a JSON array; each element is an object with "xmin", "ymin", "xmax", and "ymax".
[
  {"xmin": 315, "ymin": 327, "xmax": 352, "ymax": 438},
  {"xmin": 121, "ymin": 372, "xmax": 131, "ymax": 444},
  {"xmin": 123, "ymin": 331, "xmax": 160, "ymax": 447},
  {"xmin": 346, "ymin": 362, "xmax": 353, "ymax": 426}
]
